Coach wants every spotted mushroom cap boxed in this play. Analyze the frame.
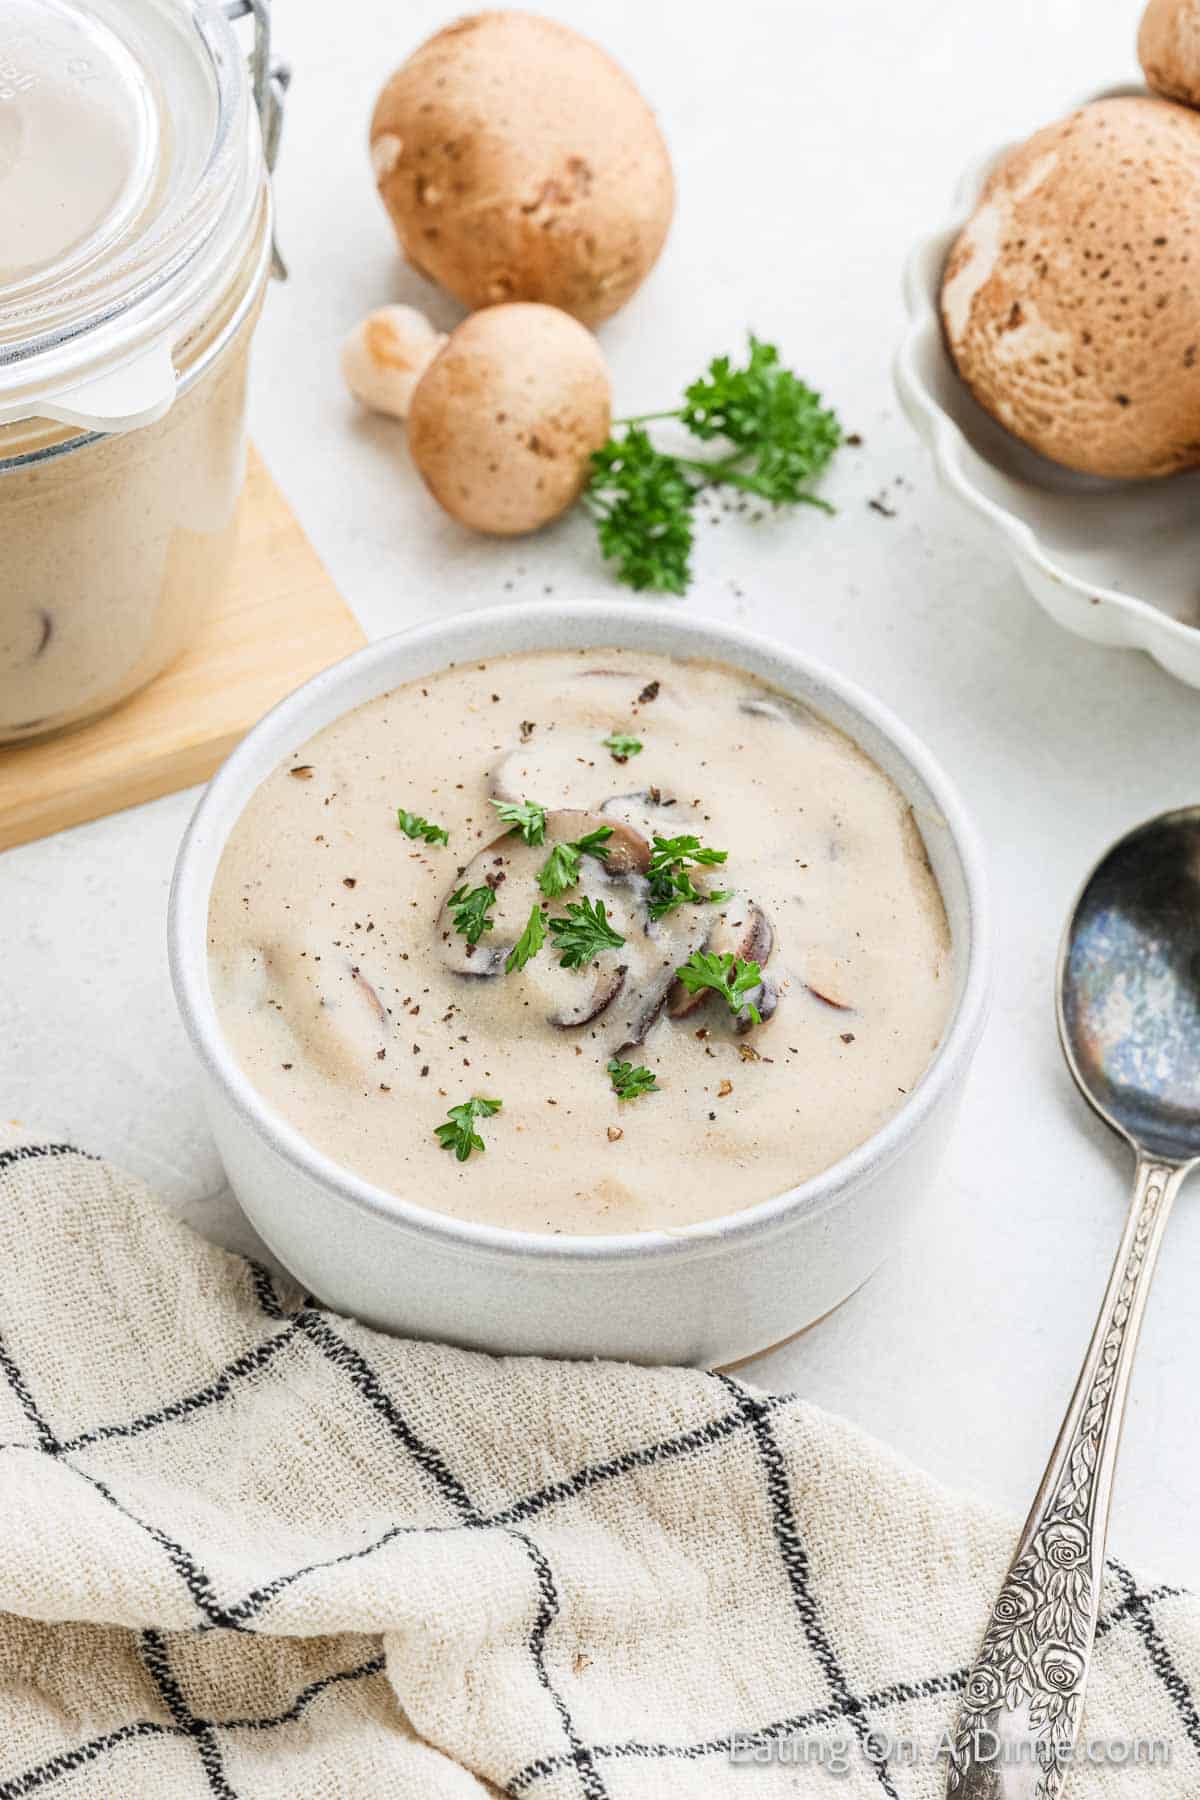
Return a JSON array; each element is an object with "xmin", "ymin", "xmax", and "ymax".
[
  {"xmin": 406, "ymin": 302, "xmax": 612, "ymax": 536},
  {"xmin": 1140, "ymin": 0, "xmax": 1200, "ymax": 107},
  {"xmin": 941, "ymin": 96, "xmax": 1200, "ymax": 479},
  {"xmin": 369, "ymin": 11, "xmax": 674, "ymax": 327}
]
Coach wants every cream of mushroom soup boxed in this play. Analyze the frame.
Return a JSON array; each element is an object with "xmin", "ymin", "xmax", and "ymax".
[{"xmin": 207, "ymin": 648, "xmax": 952, "ymax": 1234}]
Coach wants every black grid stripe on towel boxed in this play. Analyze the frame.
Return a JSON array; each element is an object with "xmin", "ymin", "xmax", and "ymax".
[{"xmin": 0, "ymin": 1140, "xmax": 1196, "ymax": 1799}]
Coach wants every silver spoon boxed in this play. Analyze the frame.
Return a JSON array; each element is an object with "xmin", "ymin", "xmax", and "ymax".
[{"xmin": 948, "ymin": 807, "xmax": 1200, "ymax": 1800}]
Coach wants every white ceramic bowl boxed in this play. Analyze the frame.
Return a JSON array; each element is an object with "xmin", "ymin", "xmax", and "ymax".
[
  {"xmin": 169, "ymin": 601, "xmax": 990, "ymax": 1366},
  {"xmin": 895, "ymin": 87, "xmax": 1200, "ymax": 691}
]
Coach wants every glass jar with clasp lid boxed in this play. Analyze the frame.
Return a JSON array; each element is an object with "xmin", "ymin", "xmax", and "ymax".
[{"xmin": 0, "ymin": 0, "xmax": 287, "ymax": 742}]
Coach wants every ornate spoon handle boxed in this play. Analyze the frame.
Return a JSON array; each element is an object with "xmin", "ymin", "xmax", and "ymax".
[{"xmin": 947, "ymin": 1158, "xmax": 1184, "ymax": 1800}]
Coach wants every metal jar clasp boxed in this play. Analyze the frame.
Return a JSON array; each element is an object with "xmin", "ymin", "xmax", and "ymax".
[{"xmin": 223, "ymin": 0, "xmax": 291, "ymax": 280}]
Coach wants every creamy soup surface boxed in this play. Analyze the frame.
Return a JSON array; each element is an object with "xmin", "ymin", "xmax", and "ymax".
[{"xmin": 208, "ymin": 649, "xmax": 954, "ymax": 1234}]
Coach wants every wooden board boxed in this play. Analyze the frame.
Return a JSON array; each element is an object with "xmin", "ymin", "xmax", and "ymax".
[{"xmin": 0, "ymin": 450, "xmax": 365, "ymax": 853}]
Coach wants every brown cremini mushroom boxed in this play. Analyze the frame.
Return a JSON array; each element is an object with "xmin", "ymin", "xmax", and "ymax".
[
  {"xmin": 1140, "ymin": 0, "xmax": 1200, "ymax": 106},
  {"xmin": 407, "ymin": 304, "xmax": 611, "ymax": 535},
  {"xmin": 369, "ymin": 12, "xmax": 674, "ymax": 325},
  {"xmin": 941, "ymin": 96, "xmax": 1200, "ymax": 478}
]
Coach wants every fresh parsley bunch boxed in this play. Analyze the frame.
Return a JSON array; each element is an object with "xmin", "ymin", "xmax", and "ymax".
[{"xmin": 584, "ymin": 335, "xmax": 841, "ymax": 594}]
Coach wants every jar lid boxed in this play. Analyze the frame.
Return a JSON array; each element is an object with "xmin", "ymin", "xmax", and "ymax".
[{"xmin": 0, "ymin": 0, "xmax": 264, "ymax": 431}]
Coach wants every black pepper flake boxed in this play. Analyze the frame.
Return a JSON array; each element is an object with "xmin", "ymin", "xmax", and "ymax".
[
  {"xmin": 281, "ymin": 1063, "xmax": 293, "ymax": 1070},
  {"xmin": 520, "ymin": 720, "xmax": 536, "ymax": 742},
  {"xmin": 420, "ymin": 1065, "xmax": 429, "ymax": 1077},
  {"xmin": 638, "ymin": 680, "xmax": 660, "ymax": 704},
  {"xmin": 343, "ymin": 877, "xmax": 357, "ymax": 889},
  {"xmin": 289, "ymin": 766, "xmax": 314, "ymax": 780},
  {"xmin": 841, "ymin": 1032, "xmax": 856, "ymax": 1044}
]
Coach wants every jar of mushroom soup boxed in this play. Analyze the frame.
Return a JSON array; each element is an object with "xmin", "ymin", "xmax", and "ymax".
[{"xmin": 0, "ymin": 0, "xmax": 287, "ymax": 743}]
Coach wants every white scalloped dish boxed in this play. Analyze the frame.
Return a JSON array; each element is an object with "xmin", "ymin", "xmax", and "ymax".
[{"xmin": 895, "ymin": 93, "xmax": 1200, "ymax": 690}]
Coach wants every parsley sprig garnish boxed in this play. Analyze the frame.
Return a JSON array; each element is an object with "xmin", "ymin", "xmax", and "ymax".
[
  {"xmin": 491, "ymin": 798, "xmax": 547, "ymax": 846},
  {"xmin": 647, "ymin": 834, "xmax": 729, "ymax": 920},
  {"xmin": 448, "ymin": 884, "xmax": 496, "ymax": 945},
  {"xmin": 397, "ymin": 809, "xmax": 449, "ymax": 846},
  {"xmin": 586, "ymin": 429, "xmax": 696, "ymax": 595},
  {"xmin": 674, "ymin": 950, "xmax": 763, "ymax": 1024},
  {"xmin": 549, "ymin": 897, "xmax": 626, "ymax": 968},
  {"xmin": 506, "ymin": 904, "xmax": 547, "ymax": 972},
  {"xmin": 537, "ymin": 826, "xmax": 612, "ymax": 899},
  {"xmin": 650, "ymin": 834, "xmax": 728, "ymax": 875},
  {"xmin": 681, "ymin": 338, "xmax": 842, "ymax": 504},
  {"xmin": 607, "ymin": 1058, "xmax": 659, "ymax": 1100},
  {"xmin": 435, "ymin": 1095, "xmax": 502, "ymax": 1161},
  {"xmin": 602, "ymin": 732, "xmax": 643, "ymax": 762},
  {"xmin": 584, "ymin": 335, "xmax": 841, "ymax": 592}
]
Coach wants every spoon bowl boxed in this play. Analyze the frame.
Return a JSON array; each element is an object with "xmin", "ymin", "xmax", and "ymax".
[{"xmin": 1059, "ymin": 805, "xmax": 1200, "ymax": 1167}]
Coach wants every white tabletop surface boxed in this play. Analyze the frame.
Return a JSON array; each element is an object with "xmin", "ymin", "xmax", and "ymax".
[{"xmin": 5, "ymin": 0, "xmax": 1199, "ymax": 1587}]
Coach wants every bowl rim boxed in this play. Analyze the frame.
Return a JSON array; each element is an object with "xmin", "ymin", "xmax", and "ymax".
[
  {"xmin": 169, "ymin": 599, "xmax": 991, "ymax": 1268},
  {"xmin": 892, "ymin": 80, "xmax": 1200, "ymax": 669}
]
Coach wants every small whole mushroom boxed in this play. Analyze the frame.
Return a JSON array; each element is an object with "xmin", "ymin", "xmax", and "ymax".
[
  {"xmin": 369, "ymin": 11, "xmax": 674, "ymax": 326},
  {"xmin": 340, "ymin": 305, "xmax": 447, "ymax": 420},
  {"xmin": 406, "ymin": 303, "xmax": 612, "ymax": 534},
  {"xmin": 1140, "ymin": 0, "xmax": 1200, "ymax": 107},
  {"xmin": 941, "ymin": 95, "xmax": 1200, "ymax": 478}
]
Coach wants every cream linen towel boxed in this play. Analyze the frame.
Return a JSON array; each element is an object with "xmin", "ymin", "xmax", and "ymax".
[{"xmin": 0, "ymin": 1128, "xmax": 1196, "ymax": 1800}]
